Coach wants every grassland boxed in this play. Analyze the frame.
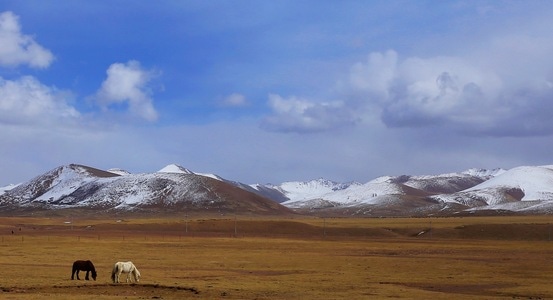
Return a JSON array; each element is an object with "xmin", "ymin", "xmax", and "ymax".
[{"xmin": 0, "ymin": 215, "xmax": 552, "ymax": 299}]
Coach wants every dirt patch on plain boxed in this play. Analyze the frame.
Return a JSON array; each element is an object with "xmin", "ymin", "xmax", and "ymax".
[{"xmin": 1, "ymin": 283, "xmax": 200, "ymax": 298}]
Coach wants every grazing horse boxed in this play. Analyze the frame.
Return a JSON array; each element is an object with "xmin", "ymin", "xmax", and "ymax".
[
  {"xmin": 71, "ymin": 260, "xmax": 97, "ymax": 281},
  {"xmin": 111, "ymin": 261, "xmax": 141, "ymax": 283}
]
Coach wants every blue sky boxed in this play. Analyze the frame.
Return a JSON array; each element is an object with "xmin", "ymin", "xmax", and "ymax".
[{"xmin": 1, "ymin": 1, "xmax": 553, "ymax": 185}]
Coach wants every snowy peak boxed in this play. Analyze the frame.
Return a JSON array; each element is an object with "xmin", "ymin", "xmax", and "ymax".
[
  {"xmin": 157, "ymin": 164, "xmax": 224, "ymax": 181},
  {"xmin": 3, "ymin": 164, "xmax": 120, "ymax": 204},
  {"xmin": 158, "ymin": 164, "xmax": 194, "ymax": 174}
]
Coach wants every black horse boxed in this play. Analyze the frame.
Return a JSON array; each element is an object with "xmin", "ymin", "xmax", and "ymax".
[{"xmin": 71, "ymin": 260, "xmax": 97, "ymax": 280}]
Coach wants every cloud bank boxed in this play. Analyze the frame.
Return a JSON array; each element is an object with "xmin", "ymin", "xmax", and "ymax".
[
  {"xmin": 365, "ymin": 47, "xmax": 553, "ymax": 137},
  {"xmin": 263, "ymin": 31, "xmax": 553, "ymax": 137}
]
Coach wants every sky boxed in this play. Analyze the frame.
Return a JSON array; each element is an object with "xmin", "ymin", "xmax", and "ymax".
[{"xmin": 1, "ymin": 1, "xmax": 553, "ymax": 186}]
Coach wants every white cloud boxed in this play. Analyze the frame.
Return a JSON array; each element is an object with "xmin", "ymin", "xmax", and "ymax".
[
  {"xmin": 0, "ymin": 76, "xmax": 79, "ymax": 125},
  {"xmin": 0, "ymin": 11, "xmax": 54, "ymax": 68},
  {"xmin": 261, "ymin": 94, "xmax": 360, "ymax": 133},
  {"xmin": 96, "ymin": 60, "xmax": 158, "ymax": 122},
  {"xmin": 349, "ymin": 50, "xmax": 398, "ymax": 98},
  {"xmin": 343, "ymin": 41, "xmax": 553, "ymax": 136}
]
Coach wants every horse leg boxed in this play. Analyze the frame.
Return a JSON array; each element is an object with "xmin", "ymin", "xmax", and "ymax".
[
  {"xmin": 76, "ymin": 270, "xmax": 81, "ymax": 280},
  {"xmin": 71, "ymin": 269, "xmax": 75, "ymax": 280},
  {"xmin": 85, "ymin": 270, "xmax": 90, "ymax": 280}
]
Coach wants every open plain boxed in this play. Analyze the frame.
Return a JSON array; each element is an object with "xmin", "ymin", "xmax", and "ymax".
[{"xmin": 0, "ymin": 215, "xmax": 552, "ymax": 299}]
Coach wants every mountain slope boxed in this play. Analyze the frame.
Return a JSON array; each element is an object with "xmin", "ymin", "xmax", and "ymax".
[{"xmin": 392, "ymin": 168, "xmax": 503, "ymax": 194}]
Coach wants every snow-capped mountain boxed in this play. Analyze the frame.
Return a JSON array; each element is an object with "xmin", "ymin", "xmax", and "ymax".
[
  {"xmin": 3, "ymin": 163, "xmax": 553, "ymax": 216},
  {"xmin": 282, "ymin": 179, "xmax": 395, "ymax": 208},
  {"xmin": 465, "ymin": 166, "xmax": 553, "ymax": 200},
  {"xmin": 0, "ymin": 164, "xmax": 292, "ymax": 216},
  {"xmin": 431, "ymin": 165, "xmax": 553, "ymax": 213},
  {"xmin": 250, "ymin": 178, "xmax": 359, "ymax": 204},
  {"xmin": 252, "ymin": 170, "xmax": 498, "ymax": 209},
  {"xmin": 262, "ymin": 165, "xmax": 553, "ymax": 216}
]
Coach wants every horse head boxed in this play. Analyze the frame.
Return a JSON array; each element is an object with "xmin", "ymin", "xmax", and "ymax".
[
  {"xmin": 134, "ymin": 269, "xmax": 141, "ymax": 282},
  {"xmin": 86, "ymin": 260, "xmax": 97, "ymax": 280}
]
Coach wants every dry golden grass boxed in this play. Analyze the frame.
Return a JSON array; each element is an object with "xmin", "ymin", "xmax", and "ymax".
[{"xmin": 0, "ymin": 215, "xmax": 552, "ymax": 299}]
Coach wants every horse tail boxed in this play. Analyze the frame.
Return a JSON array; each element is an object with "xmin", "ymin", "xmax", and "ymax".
[
  {"xmin": 111, "ymin": 263, "xmax": 118, "ymax": 282},
  {"xmin": 71, "ymin": 261, "xmax": 77, "ymax": 279}
]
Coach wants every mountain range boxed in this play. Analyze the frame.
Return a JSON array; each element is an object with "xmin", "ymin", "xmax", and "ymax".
[{"xmin": 2, "ymin": 163, "xmax": 553, "ymax": 217}]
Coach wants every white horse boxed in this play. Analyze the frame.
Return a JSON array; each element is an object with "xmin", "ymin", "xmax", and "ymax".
[{"xmin": 111, "ymin": 261, "xmax": 141, "ymax": 283}]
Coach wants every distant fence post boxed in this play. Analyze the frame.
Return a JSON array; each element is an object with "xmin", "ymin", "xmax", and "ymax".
[
  {"xmin": 430, "ymin": 221, "xmax": 432, "ymax": 239},
  {"xmin": 184, "ymin": 214, "xmax": 188, "ymax": 234},
  {"xmin": 234, "ymin": 216, "xmax": 238, "ymax": 238},
  {"xmin": 323, "ymin": 218, "xmax": 326, "ymax": 238}
]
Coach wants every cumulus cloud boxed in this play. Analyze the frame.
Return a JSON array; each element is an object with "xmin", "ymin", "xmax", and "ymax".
[
  {"xmin": 261, "ymin": 94, "xmax": 360, "ymax": 133},
  {"xmin": 375, "ymin": 53, "xmax": 504, "ymax": 127},
  {"xmin": 96, "ymin": 60, "xmax": 159, "ymax": 122},
  {"xmin": 0, "ymin": 76, "xmax": 79, "ymax": 125},
  {"xmin": 349, "ymin": 50, "xmax": 398, "ymax": 98},
  {"xmin": 0, "ymin": 11, "xmax": 54, "ymax": 68}
]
